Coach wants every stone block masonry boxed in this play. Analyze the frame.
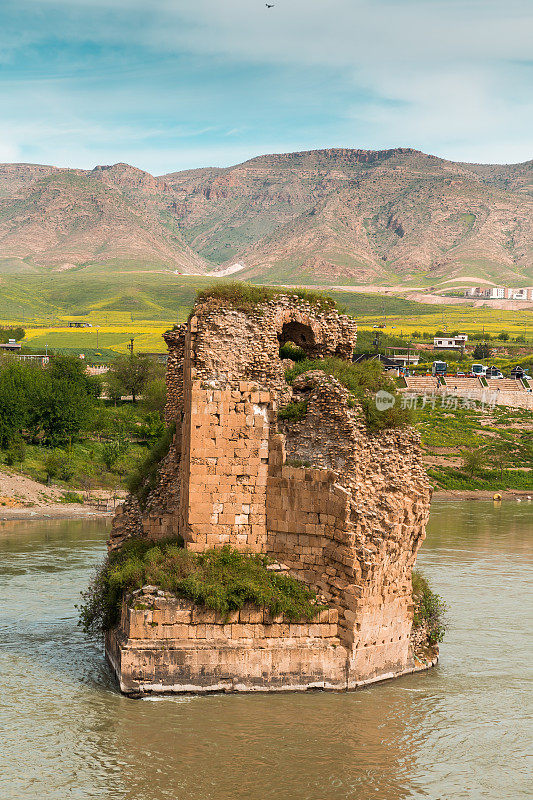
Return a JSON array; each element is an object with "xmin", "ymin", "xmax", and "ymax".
[{"xmin": 107, "ymin": 293, "xmax": 435, "ymax": 694}]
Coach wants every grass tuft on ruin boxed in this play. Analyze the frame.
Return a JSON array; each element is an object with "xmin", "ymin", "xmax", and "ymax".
[
  {"xmin": 79, "ymin": 539, "xmax": 324, "ymax": 635},
  {"xmin": 194, "ymin": 282, "xmax": 336, "ymax": 313},
  {"xmin": 285, "ymin": 357, "xmax": 412, "ymax": 430},
  {"xmin": 412, "ymin": 569, "xmax": 447, "ymax": 645},
  {"xmin": 278, "ymin": 400, "xmax": 308, "ymax": 422}
]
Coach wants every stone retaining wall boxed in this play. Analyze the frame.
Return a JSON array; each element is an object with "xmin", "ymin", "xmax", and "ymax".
[{"xmin": 399, "ymin": 385, "xmax": 533, "ymax": 410}]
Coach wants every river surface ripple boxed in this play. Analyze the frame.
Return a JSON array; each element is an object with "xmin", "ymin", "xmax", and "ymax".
[{"xmin": 0, "ymin": 501, "xmax": 531, "ymax": 800}]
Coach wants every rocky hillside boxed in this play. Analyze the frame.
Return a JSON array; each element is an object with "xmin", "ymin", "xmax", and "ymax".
[{"xmin": 1, "ymin": 148, "xmax": 532, "ymax": 285}]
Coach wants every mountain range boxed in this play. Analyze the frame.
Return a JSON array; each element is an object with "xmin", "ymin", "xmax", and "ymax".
[{"xmin": 0, "ymin": 147, "xmax": 532, "ymax": 286}]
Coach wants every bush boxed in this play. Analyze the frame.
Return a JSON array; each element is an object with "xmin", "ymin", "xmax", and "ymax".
[
  {"xmin": 101, "ymin": 439, "xmax": 129, "ymax": 470},
  {"xmin": 279, "ymin": 342, "xmax": 307, "ymax": 362},
  {"xmin": 139, "ymin": 410, "xmax": 165, "ymax": 441},
  {"xmin": 4, "ymin": 438, "xmax": 26, "ymax": 466},
  {"xmin": 44, "ymin": 449, "xmax": 74, "ymax": 482},
  {"xmin": 285, "ymin": 357, "xmax": 412, "ymax": 430},
  {"xmin": 462, "ymin": 448, "xmax": 484, "ymax": 478},
  {"xmin": 61, "ymin": 491, "xmax": 84, "ymax": 504},
  {"xmin": 141, "ymin": 377, "xmax": 167, "ymax": 418},
  {"xmin": 278, "ymin": 400, "xmax": 308, "ymax": 421},
  {"xmin": 78, "ymin": 541, "xmax": 324, "ymax": 635},
  {"xmin": 412, "ymin": 570, "xmax": 447, "ymax": 645}
]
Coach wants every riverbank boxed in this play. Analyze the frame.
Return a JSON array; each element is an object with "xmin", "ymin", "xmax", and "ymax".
[
  {"xmin": 0, "ymin": 468, "xmax": 124, "ymax": 520},
  {"xmin": 433, "ymin": 489, "xmax": 533, "ymax": 501}
]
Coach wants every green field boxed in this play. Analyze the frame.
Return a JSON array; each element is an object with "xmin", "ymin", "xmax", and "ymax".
[
  {"xmin": 414, "ymin": 402, "xmax": 533, "ymax": 491},
  {"xmin": 1, "ymin": 270, "xmax": 532, "ymax": 356}
]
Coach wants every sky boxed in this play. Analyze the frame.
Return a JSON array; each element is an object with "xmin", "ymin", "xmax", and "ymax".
[{"xmin": 0, "ymin": 0, "xmax": 531, "ymax": 173}]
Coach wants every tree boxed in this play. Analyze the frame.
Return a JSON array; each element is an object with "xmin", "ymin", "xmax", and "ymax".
[
  {"xmin": 101, "ymin": 439, "xmax": 128, "ymax": 470},
  {"xmin": 0, "ymin": 361, "xmax": 37, "ymax": 447},
  {"xmin": 473, "ymin": 343, "xmax": 491, "ymax": 360},
  {"xmin": 108, "ymin": 354, "xmax": 155, "ymax": 403},
  {"xmin": 0, "ymin": 326, "xmax": 25, "ymax": 342},
  {"xmin": 487, "ymin": 441, "xmax": 510, "ymax": 478},
  {"xmin": 30, "ymin": 370, "xmax": 95, "ymax": 445},
  {"xmin": 497, "ymin": 331, "xmax": 509, "ymax": 341},
  {"xmin": 462, "ymin": 449, "xmax": 484, "ymax": 478},
  {"xmin": 141, "ymin": 377, "xmax": 167, "ymax": 419},
  {"xmin": 0, "ymin": 356, "xmax": 96, "ymax": 447},
  {"xmin": 49, "ymin": 354, "xmax": 100, "ymax": 397},
  {"xmin": 44, "ymin": 449, "xmax": 74, "ymax": 482}
]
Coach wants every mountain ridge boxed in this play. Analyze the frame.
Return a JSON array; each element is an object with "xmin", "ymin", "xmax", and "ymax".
[{"xmin": 1, "ymin": 147, "xmax": 532, "ymax": 285}]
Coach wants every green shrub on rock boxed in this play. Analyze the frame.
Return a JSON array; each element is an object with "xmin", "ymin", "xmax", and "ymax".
[
  {"xmin": 78, "ymin": 540, "xmax": 324, "ymax": 636},
  {"xmin": 412, "ymin": 569, "xmax": 447, "ymax": 645}
]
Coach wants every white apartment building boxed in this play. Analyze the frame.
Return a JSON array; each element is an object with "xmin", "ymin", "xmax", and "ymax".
[
  {"xmin": 434, "ymin": 334, "xmax": 468, "ymax": 350},
  {"xmin": 464, "ymin": 286, "xmax": 533, "ymax": 300}
]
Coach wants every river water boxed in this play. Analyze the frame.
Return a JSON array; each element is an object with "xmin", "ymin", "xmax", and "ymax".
[{"xmin": 0, "ymin": 501, "xmax": 531, "ymax": 800}]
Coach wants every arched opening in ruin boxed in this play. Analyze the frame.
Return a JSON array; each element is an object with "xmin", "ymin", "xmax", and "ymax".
[{"xmin": 278, "ymin": 321, "xmax": 316, "ymax": 360}]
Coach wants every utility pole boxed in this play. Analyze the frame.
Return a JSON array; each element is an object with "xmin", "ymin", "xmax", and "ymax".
[{"xmin": 96, "ymin": 326, "xmax": 100, "ymax": 349}]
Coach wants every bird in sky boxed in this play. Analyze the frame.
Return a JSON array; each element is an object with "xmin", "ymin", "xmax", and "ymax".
[{"xmin": 266, "ymin": 3, "xmax": 274, "ymax": 7}]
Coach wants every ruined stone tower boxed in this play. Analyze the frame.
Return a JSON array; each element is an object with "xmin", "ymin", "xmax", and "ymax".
[{"xmin": 107, "ymin": 292, "xmax": 434, "ymax": 694}]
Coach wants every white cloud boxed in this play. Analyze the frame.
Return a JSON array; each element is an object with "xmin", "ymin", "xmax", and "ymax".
[
  {"xmin": 0, "ymin": 138, "xmax": 21, "ymax": 161},
  {"xmin": 0, "ymin": 0, "xmax": 531, "ymax": 167}
]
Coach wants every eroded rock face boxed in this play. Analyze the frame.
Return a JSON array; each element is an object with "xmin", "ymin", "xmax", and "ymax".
[{"xmin": 107, "ymin": 295, "xmax": 434, "ymax": 693}]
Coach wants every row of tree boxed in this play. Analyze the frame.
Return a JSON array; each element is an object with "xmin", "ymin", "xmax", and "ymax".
[
  {"xmin": 0, "ymin": 326, "xmax": 25, "ymax": 343},
  {"xmin": 0, "ymin": 353, "xmax": 165, "ymax": 449}
]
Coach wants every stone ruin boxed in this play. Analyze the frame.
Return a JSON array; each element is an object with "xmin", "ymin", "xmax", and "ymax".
[{"xmin": 106, "ymin": 293, "xmax": 435, "ymax": 694}]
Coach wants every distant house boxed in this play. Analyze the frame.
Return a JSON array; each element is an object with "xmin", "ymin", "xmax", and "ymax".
[
  {"xmin": 0, "ymin": 339, "xmax": 22, "ymax": 351},
  {"xmin": 67, "ymin": 321, "xmax": 92, "ymax": 328},
  {"xmin": 433, "ymin": 335, "xmax": 468, "ymax": 350},
  {"xmin": 511, "ymin": 287, "xmax": 533, "ymax": 301},
  {"xmin": 385, "ymin": 347, "xmax": 420, "ymax": 367}
]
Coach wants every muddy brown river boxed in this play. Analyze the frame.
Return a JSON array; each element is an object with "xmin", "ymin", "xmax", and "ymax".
[{"xmin": 0, "ymin": 501, "xmax": 531, "ymax": 800}]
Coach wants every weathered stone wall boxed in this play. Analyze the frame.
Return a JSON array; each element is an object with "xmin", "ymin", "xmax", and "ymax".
[
  {"xmin": 107, "ymin": 293, "xmax": 434, "ymax": 693},
  {"xmin": 276, "ymin": 372, "xmax": 431, "ymax": 670},
  {"xmin": 163, "ymin": 325, "xmax": 186, "ymax": 424},
  {"xmin": 106, "ymin": 591, "xmax": 435, "ymax": 695},
  {"xmin": 179, "ymin": 382, "xmax": 273, "ymax": 552},
  {"xmin": 110, "ymin": 296, "xmax": 357, "ymax": 549},
  {"xmin": 187, "ymin": 296, "xmax": 357, "ymax": 388}
]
